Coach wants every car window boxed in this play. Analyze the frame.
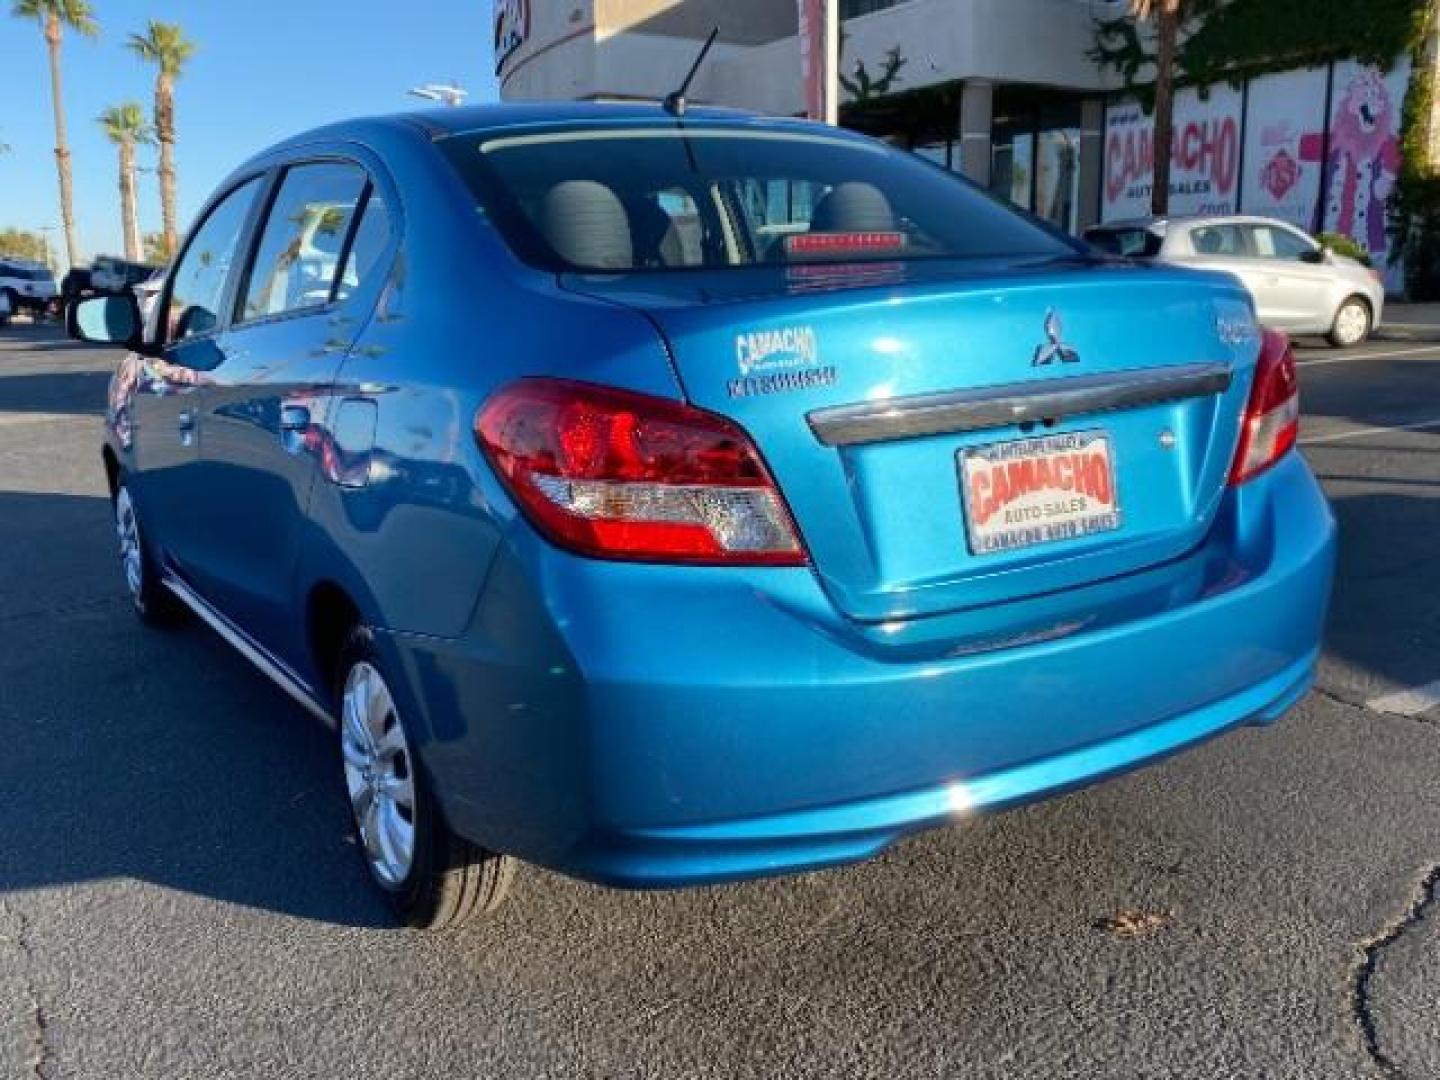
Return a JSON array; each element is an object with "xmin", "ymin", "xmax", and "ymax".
[
  {"xmin": 1188, "ymin": 224, "xmax": 1247, "ymax": 257},
  {"xmin": 240, "ymin": 162, "xmax": 367, "ymax": 322},
  {"xmin": 1249, "ymin": 225, "xmax": 1316, "ymax": 261},
  {"xmin": 166, "ymin": 176, "xmax": 263, "ymax": 343},
  {"xmin": 442, "ymin": 125, "xmax": 1076, "ymax": 272},
  {"xmin": 1085, "ymin": 227, "xmax": 1162, "ymax": 258},
  {"xmin": 334, "ymin": 187, "xmax": 391, "ymax": 302}
]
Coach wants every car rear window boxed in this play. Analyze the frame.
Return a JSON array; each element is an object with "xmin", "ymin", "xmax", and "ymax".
[
  {"xmin": 1085, "ymin": 228, "xmax": 1163, "ymax": 258},
  {"xmin": 441, "ymin": 124, "xmax": 1076, "ymax": 273}
]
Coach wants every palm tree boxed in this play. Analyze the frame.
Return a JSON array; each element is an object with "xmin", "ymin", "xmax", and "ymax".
[
  {"xmin": 1128, "ymin": 0, "xmax": 1183, "ymax": 217},
  {"xmin": 11, "ymin": 0, "xmax": 97, "ymax": 270},
  {"xmin": 98, "ymin": 104, "xmax": 153, "ymax": 262},
  {"xmin": 128, "ymin": 20, "xmax": 195, "ymax": 260}
]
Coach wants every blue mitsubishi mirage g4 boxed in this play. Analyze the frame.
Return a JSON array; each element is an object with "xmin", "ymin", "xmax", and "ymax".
[{"xmin": 72, "ymin": 103, "xmax": 1335, "ymax": 928}]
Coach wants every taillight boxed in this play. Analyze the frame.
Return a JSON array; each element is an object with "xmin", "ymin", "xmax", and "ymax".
[
  {"xmin": 475, "ymin": 379, "xmax": 806, "ymax": 565},
  {"xmin": 1229, "ymin": 328, "xmax": 1300, "ymax": 485}
]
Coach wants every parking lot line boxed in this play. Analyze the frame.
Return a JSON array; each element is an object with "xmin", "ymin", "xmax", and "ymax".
[
  {"xmin": 1299, "ymin": 417, "xmax": 1440, "ymax": 446},
  {"xmin": 1368, "ymin": 680, "xmax": 1440, "ymax": 717},
  {"xmin": 1297, "ymin": 345, "xmax": 1440, "ymax": 369}
]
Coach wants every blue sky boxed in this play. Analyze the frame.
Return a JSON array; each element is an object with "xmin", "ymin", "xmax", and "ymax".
[{"xmin": 1, "ymin": 1, "xmax": 499, "ymax": 266}]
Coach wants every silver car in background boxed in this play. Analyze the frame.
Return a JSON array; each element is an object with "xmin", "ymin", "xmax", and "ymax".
[{"xmin": 1085, "ymin": 215, "xmax": 1385, "ymax": 348}]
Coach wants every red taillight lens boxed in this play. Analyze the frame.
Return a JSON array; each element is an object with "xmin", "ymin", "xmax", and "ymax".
[
  {"xmin": 475, "ymin": 379, "xmax": 807, "ymax": 565},
  {"xmin": 1229, "ymin": 328, "xmax": 1300, "ymax": 485}
]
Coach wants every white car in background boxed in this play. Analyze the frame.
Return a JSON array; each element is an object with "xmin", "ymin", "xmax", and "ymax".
[
  {"xmin": 0, "ymin": 258, "xmax": 60, "ymax": 316},
  {"xmin": 1085, "ymin": 215, "xmax": 1385, "ymax": 348}
]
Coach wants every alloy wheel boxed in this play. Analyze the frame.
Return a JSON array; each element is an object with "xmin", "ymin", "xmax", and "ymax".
[
  {"xmin": 114, "ymin": 487, "xmax": 144, "ymax": 601},
  {"xmin": 341, "ymin": 662, "xmax": 417, "ymax": 887},
  {"xmin": 1335, "ymin": 301, "xmax": 1369, "ymax": 346}
]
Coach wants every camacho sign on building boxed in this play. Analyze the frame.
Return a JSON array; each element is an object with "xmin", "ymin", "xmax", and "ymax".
[{"xmin": 494, "ymin": 0, "xmax": 530, "ymax": 75}]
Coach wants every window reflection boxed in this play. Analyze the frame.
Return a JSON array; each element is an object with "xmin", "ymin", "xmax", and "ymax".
[{"xmin": 242, "ymin": 163, "xmax": 367, "ymax": 321}]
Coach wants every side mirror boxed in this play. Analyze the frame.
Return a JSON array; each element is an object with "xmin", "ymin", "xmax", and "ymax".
[
  {"xmin": 1299, "ymin": 248, "xmax": 1327, "ymax": 265},
  {"xmin": 68, "ymin": 293, "xmax": 143, "ymax": 348}
]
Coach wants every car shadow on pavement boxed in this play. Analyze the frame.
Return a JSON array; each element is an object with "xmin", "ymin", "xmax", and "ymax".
[
  {"xmin": 0, "ymin": 479, "xmax": 1432, "ymax": 935},
  {"xmin": 0, "ymin": 371, "xmax": 112, "ymax": 415},
  {"xmin": 0, "ymin": 490, "xmax": 393, "ymax": 929},
  {"xmin": 1320, "ymin": 487, "xmax": 1440, "ymax": 693}
]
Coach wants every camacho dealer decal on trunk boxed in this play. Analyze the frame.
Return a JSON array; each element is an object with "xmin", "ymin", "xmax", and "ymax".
[{"xmin": 728, "ymin": 324, "xmax": 836, "ymax": 398}]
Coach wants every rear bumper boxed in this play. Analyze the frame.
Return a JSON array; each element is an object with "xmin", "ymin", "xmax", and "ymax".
[{"xmin": 386, "ymin": 452, "xmax": 1335, "ymax": 888}]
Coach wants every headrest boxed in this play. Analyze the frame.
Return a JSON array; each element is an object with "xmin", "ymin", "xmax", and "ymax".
[
  {"xmin": 538, "ymin": 181, "xmax": 633, "ymax": 269},
  {"xmin": 810, "ymin": 182, "xmax": 895, "ymax": 233}
]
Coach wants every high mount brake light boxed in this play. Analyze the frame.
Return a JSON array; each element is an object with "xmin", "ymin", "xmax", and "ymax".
[
  {"xmin": 475, "ymin": 379, "xmax": 807, "ymax": 565},
  {"xmin": 1229, "ymin": 328, "xmax": 1300, "ymax": 485}
]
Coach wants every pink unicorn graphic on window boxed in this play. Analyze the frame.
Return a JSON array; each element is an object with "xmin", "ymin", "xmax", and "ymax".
[{"xmin": 1300, "ymin": 70, "xmax": 1401, "ymax": 256}]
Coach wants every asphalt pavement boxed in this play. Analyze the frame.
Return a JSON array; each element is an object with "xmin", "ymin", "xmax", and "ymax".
[{"xmin": 1, "ymin": 321, "xmax": 1438, "ymax": 1079}]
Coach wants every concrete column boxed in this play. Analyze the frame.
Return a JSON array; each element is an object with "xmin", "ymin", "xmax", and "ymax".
[
  {"xmin": 1077, "ymin": 97, "xmax": 1107, "ymax": 231},
  {"xmin": 958, "ymin": 79, "xmax": 994, "ymax": 186}
]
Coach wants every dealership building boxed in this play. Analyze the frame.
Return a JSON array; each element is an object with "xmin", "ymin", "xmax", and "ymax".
[{"xmin": 496, "ymin": 0, "xmax": 1426, "ymax": 283}]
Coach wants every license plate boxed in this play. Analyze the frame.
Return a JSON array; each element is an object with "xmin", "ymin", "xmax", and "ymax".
[{"xmin": 959, "ymin": 430, "xmax": 1121, "ymax": 555}]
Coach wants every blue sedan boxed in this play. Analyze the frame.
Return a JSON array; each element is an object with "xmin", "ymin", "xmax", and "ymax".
[{"xmin": 71, "ymin": 103, "xmax": 1335, "ymax": 928}]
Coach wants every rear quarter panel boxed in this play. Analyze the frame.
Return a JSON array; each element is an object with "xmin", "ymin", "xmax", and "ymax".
[{"xmin": 295, "ymin": 125, "xmax": 681, "ymax": 686}]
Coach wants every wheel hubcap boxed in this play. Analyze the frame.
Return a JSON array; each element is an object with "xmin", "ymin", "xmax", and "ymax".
[
  {"xmin": 1338, "ymin": 304, "xmax": 1367, "ymax": 344},
  {"xmin": 341, "ymin": 662, "xmax": 416, "ymax": 887},
  {"xmin": 114, "ymin": 488, "xmax": 143, "ymax": 600}
]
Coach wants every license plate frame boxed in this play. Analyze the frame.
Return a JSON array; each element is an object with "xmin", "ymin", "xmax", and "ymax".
[{"xmin": 958, "ymin": 430, "xmax": 1122, "ymax": 556}]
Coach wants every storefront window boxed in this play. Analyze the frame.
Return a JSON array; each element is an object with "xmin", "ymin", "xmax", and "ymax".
[
  {"xmin": 990, "ymin": 120, "xmax": 1033, "ymax": 210},
  {"xmin": 1036, "ymin": 128, "xmax": 1080, "ymax": 233},
  {"xmin": 989, "ymin": 95, "xmax": 1084, "ymax": 233}
]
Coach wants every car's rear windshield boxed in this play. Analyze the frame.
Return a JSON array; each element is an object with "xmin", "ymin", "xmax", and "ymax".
[
  {"xmin": 440, "ymin": 124, "xmax": 1077, "ymax": 273},
  {"xmin": 1085, "ymin": 227, "xmax": 1163, "ymax": 258}
]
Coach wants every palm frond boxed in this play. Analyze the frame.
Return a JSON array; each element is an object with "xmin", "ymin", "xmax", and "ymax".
[
  {"xmin": 127, "ymin": 19, "xmax": 196, "ymax": 77},
  {"xmin": 11, "ymin": 0, "xmax": 97, "ymax": 35}
]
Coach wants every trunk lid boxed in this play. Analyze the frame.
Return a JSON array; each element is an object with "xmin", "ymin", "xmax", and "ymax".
[{"xmin": 565, "ymin": 259, "xmax": 1260, "ymax": 622}]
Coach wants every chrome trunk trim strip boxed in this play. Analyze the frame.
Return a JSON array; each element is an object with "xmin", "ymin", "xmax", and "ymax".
[{"xmin": 807, "ymin": 362, "xmax": 1234, "ymax": 448}]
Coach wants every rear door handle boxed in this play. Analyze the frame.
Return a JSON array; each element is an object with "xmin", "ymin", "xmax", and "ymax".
[{"xmin": 177, "ymin": 409, "xmax": 196, "ymax": 431}]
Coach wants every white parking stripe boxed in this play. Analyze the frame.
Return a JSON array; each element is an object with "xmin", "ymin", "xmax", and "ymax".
[
  {"xmin": 1299, "ymin": 417, "xmax": 1440, "ymax": 446},
  {"xmin": 1297, "ymin": 345, "xmax": 1440, "ymax": 368},
  {"xmin": 1368, "ymin": 680, "xmax": 1440, "ymax": 717}
]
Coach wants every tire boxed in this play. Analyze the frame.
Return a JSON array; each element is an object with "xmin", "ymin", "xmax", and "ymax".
[
  {"xmin": 1328, "ymin": 296, "xmax": 1372, "ymax": 348},
  {"xmin": 336, "ymin": 627, "xmax": 514, "ymax": 929},
  {"xmin": 112, "ymin": 479, "xmax": 186, "ymax": 626}
]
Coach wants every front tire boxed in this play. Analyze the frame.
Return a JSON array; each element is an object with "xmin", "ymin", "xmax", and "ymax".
[
  {"xmin": 336, "ymin": 628, "xmax": 514, "ymax": 929},
  {"xmin": 113, "ymin": 481, "xmax": 186, "ymax": 626},
  {"xmin": 1328, "ymin": 296, "xmax": 1372, "ymax": 348}
]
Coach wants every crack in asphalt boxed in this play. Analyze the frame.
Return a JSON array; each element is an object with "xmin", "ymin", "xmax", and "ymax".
[
  {"xmin": 1350, "ymin": 864, "xmax": 1440, "ymax": 1078},
  {"xmin": 1311, "ymin": 684, "xmax": 1371, "ymax": 713},
  {"xmin": 0, "ymin": 899, "xmax": 54, "ymax": 1080},
  {"xmin": 1312, "ymin": 683, "xmax": 1438, "ymax": 726},
  {"xmin": 0, "ymin": 594, "xmax": 127, "ymax": 627}
]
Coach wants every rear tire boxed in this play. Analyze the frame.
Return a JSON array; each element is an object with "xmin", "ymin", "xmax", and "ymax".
[
  {"xmin": 336, "ymin": 627, "xmax": 514, "ymax": 929},
  {"xmin": 113, "ymin": 479, "xmax": 186, "ymax": 626},
  {"xmin": 1328, "ymin": 296, "xmax": 1372, "ymax": 348}
]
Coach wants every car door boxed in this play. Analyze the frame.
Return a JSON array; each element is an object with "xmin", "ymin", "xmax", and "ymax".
[
  {"xmin": 1174, "ymin": 221, "xmax": 1282, "ymax": 321},
  {"xmin": 126, "ymin": 175, "xmax": 265, "ymax": 578},
  {"xmin": 186, "ymin": 158, "xmax": 382, "ymax": 664},
  {"xmin": 1244, "ymin": 223, "xmax": 1333, "ymax": 331}
]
